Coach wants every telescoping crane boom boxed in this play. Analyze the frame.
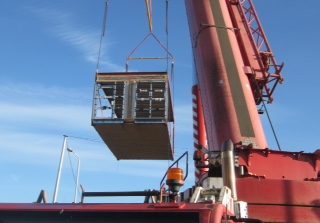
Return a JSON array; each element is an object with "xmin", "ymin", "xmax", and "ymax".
[
  {"xmin": 187, "ymin": 0, "xmax": 320, "ymax": 222},
  {"xmin": 0, "ymin": 1, "xmax": 319, "ymax": 223}
]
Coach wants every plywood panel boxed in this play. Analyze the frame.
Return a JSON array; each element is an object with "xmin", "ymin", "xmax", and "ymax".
[{"xmin": 94, "ymin": 123, "xmax": 173, "ymax": 160}]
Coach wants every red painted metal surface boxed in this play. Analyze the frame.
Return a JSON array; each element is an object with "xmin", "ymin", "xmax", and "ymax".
[
  {"xmin": 227, "ymin": 0, "xmax": 283, "ymax": 104},
  {"xmin": 192, "ymin": 85, "xmax": 209, "ymax": 185},
  {"xmin": 0, "ymin": 203, "xmax": 202, "ymax": 212},
  {"xmin": 235, "ymin": 148, "xmax": 320, "ymax": 221},
  {"xmin": 247, "ymin": 205, "xmax": 320, "ymax": 223},
  {"xmin": 185, "ymin": 0, "xmax": 267, "ymax": 150},
  {"xmin": 237, "ymin": 178, "xmax": 320, "ymax": 206},
  {"xmin": 0, "ymin": 203, "xmax": 226, "ymax": 223},
  {"xmin": 235, "ymin": 149, "xmax": 320, "ymax": 222},
  {"xmin": 186, "ymin": 1, "xmax": 320, "ymax": 222},
  {"xmin": 236, "ymin": 148, "xmax": 320, "ymax": 180}
]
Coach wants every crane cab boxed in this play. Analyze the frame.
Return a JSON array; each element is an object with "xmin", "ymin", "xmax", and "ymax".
[{"xmin": 92, "ymin": 71, "xmax": 174, "ymax": 160}]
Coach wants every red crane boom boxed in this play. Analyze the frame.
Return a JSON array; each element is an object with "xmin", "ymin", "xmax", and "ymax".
[{"xmin": 186, "ymin": 0, "xmax": 320, "ymax": 222}]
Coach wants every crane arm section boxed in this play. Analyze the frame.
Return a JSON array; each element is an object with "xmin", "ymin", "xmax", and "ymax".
[
  {"xmin": 227, "ymin": 0, "xmax": 283, "ymax": 104},
  {"xmin": 185, "ymin": 0, "xmax": 268, "ymax": 150}
]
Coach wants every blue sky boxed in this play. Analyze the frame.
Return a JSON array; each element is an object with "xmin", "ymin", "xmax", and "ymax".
[{"xmin": 1, "ymin": 0, "xmax": 320, "ymax": 203}]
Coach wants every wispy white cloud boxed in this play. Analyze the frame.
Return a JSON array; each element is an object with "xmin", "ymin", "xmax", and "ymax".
[
  {"xmin": 25, "ymin": 4, "xmax": 124, "ymax": 71},
  {"xmin": 0, "ymin": 102, "xmax": 90, "ymax": 131},
  {"xmin": 0, "ymin": 129, "xmax": 176, "ymax": 181},
  {"xmin": 0, "ymin": 81, "xmax": 93, "ymax": 162},
  {"xmin": 0, "ymin": 82, "xmax": 176, "ymax": 183},
  {"xmin": 0, "ymin": 81, "xmax": 92, "ymax": 133},
  {"xmin": 0, "ymin": 80, "xmax": 91, "ymax": 103}
]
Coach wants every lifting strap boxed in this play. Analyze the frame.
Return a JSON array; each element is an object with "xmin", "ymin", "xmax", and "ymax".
[
  {"xmin": 96, "ymin": 0, "xmax": 110, "ymax": 72},
  {"xmin": 145, "ymin": 0, "xmax": 153, "ymax": 32}
]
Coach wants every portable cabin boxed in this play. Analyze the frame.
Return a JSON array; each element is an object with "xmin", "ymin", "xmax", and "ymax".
[{"xmin": 92, "ymin": 72, "xmax": 174, "ymax": 160}]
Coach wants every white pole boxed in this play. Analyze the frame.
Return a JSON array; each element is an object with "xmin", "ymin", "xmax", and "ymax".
[
  {"xmin": 73, "ymin": 151, "xmax": 81, "ymax": 203},
  {"xmin": 53, "ymin": 135, "xmax": 68, "ymax": 203}
]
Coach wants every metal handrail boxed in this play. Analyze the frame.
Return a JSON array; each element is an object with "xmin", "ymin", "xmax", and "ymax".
[{"xmin": 159, "ymin": 151, "xmax": 189, "ymax": 189}]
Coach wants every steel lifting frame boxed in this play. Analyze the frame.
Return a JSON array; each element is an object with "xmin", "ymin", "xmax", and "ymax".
[{"xmin": 235, "ymin": 0, "xmax": 284, "ymax": 103}]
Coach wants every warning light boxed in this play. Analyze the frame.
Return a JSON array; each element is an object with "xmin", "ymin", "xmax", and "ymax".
[{"xmin": 166, "ymin": 167, "xmax": 185, "ymax": 193}]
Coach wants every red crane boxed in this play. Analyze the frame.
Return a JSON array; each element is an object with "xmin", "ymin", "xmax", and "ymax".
[
  {"xmin": 0, "ymin": 1, "xmax": 319, "ymax": 223},
  {"xmin": 187, "ymin": 0, "xmax": 320, "ymax": 222}
]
